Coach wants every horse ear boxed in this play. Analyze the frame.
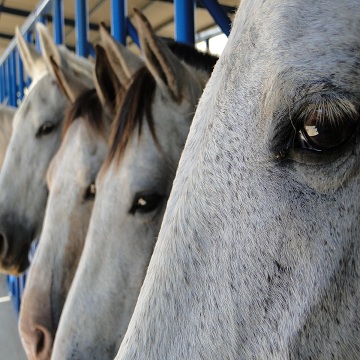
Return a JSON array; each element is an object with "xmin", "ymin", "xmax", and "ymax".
[
  {"xmin": 134, "ymin": 8, "xmax": 186, "ymax": 102},
  {"xmin": 16, "ymin": 27, "xmax": 46, "ymax": 79},
  {"xmin": 94, "ymin": 44, "xmax": 124, "ymax": 114},
  {"xmin": 99, "ymin": 22, "xmax": 143, "ymax": 83},
  {"xmin": 35, "ymin": 22, "xmax": 61, "ymax": 76},
  {"xmin": 50, "ymin": 56, "xmax": 91, "ymax": 103}
]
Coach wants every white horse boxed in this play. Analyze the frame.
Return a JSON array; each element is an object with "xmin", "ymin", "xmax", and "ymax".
[
  {"xmin": 51, "ymin": 10, "xmax": 218, "ymax": 360},
  {"xmin": 18, "ymin": 26, "xmax": 143, "ymax": 360},
  {"xmin": 0, "ymin": 24, "xmax": 93, "ymax": 274},
  {"xmin": 0, "ymin": 104, "xmax": 15, "ymax": 168},
  {"xmin": 113, "ymin": 1, "xmax": 360, "ymax": 359}
]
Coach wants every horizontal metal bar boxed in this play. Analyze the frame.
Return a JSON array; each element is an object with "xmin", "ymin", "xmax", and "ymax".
[
  {"xmin": 46, "ymin": 14, "xmax": 100, "ymax": 31},
  {"xmin": 150, "ymin": 0, "xmax": 236, "ymax": 13},
  {"xmin": 0, "ymin": 32, "xmax": 14, "ymax": 40},
  {"xmin": 0, "ymin": 5, "xmax": 30, "ymax": 17},
  {"xmin": 0, "ymin": 4, "xmax": 101, "ymax": 32}
]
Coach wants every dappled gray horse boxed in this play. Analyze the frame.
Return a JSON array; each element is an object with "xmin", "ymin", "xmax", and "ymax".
[
  {"xmin": 0, "ymin": 24, "xmax": 93, "ymax": 274},
  {"xmin": 115, "ymin": 1, "xmax": 360, "ymax": 359},
  {"xmin": 51, "ymin": 10, "xmax": 218, "ymax": 360},
  {"xmin": 19, "ymin": 27, "xmax": 143, "ymax": 360}
]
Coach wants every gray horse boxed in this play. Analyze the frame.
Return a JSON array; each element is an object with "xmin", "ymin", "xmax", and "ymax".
[{"xmin": 115, "ymin": 0, "xmax": 360, "ymax": 359}]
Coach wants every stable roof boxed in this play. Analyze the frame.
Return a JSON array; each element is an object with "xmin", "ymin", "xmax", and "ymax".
[{"xmin": 0, "ymin": 0, "xmax": 238, "ymax": 58}]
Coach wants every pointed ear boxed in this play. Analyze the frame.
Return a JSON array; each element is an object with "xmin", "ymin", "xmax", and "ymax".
[
  {"xmin": 16, "ymin": 27, "xmax": 46, "ymax": 79},
  {"xmin": 99, "ymin": 22, "xmax": 143, "ymax": 83},
  {"xmin": 36, "ymin": 23, "xmax": 94, "ymax": 93},
  {"xmin": 134, "ymin": 8, "xmax": 187, "ymax": 102},
  {"xmin": 35, "ymin": 22, "xmax": 61, "ymax": 77},
  {"xmin": 50, "ymin": 56, "xmax": 91, "ymax": 103},
  {"xmin": 94, "ymin": 44, "xmax": 124, "ymax": 114}
]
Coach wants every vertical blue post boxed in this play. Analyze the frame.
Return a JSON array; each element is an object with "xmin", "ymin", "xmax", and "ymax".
[
  {"xmin": 53, "ymin": 0, "xmax": 64, "ymax": 45},
  {"xmin": 175, "ymin": 0, "xmax": 195, "ymax": 45},
  {"xmin": 200, "ymin": 0, "xmax": 231, "ymax": 36},
  {"xmin": 127, "ymin": 18, "xmax": 139, "ymax": 47},
  {"xmin": 76, "ymin": 0, "xmax": 89, "ymax": 57},
  {"xmin": 7, "ymin": 52, "xmax": 17, "ymax": 107},
  {"xmin": 25, "ymin": 32, "xmax": 33, "ymax": 88},
  {"xmin": 17, "ymin": 49, "xmax": 25, "ymax": 103},
  {"xmin": 3, "ymin": 59, "xmax": 9, "ymax": 98},
  {"xmin": 111, "ymin": 0, "xmax": 127, "ymax": 45},
  {"xmin": 0, "ymin": 65, "xmax": 5, "ymax": 102}
]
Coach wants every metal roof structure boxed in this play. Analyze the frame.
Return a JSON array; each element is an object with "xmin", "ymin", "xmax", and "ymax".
[{"xmin": 0, "ymin": 0, "xmax": 238, "ymax": 58}]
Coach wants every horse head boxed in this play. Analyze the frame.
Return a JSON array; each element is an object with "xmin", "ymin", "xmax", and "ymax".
[
  {"xmin": 51, "ymin": 10, "xmax": 217, "ymax": 360},
  {"xmin": 18, "ymin": 27, "xmax": 142, "ymax": 360},
  {"xmin": 0, "ymin": 24, "xmax": 93, "ymax": 274},
  {"xmin": 114, "ymin": 1, "xmax": 360, "ymax": 359}
]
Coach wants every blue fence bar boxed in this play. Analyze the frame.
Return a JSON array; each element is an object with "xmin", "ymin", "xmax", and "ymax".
[
  {"xmin": 53, "ymin": 0, "xmax": 64, "ymax": 44},
  {"xmin": 25, "ymin": 32, "xmax": 32, "ymax": 88},
  {"xmin": 3, "ymin": 61, "xmax": 8, "ymax": 102},
  {"xmin": 0, "ymin": 65, "xmax": 5, "ymax": 102},
  {"xmin": 127, "ymin": 18, "xmax": 139, "ymax": 47},
  {"xmin": 75, "ymin": 0, "xmax": 89, "ymax": 57},
  {"xmin": 7, "ymin": 52, "xmax": 17, "ymax": 107},
  {"xmin": 200, "ymin": 0, "xmax": 231, "ymax": 37},
  {"xmin": 17, "ymin": 49, "xmax": 25, "ymax": 103},
  {"xmin": 175, "ymin": 0, "xmax": 195, "ymax": 45},
  {"xmin": 111, "ymin": 0, "xmax": 127, "ymax": 45}
]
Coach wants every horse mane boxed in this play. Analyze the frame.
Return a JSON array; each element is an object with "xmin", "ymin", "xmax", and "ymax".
[
  {"xmin": 62, "ymin": 88, "xmax": 105, "ymax": 139},
  {"xmin": 104, "ymin": 43, "xmax": 218, "ymax": 168},
  {"xmin": 166, "ymin": 40, "xmax": 218, "ymax": 74},
  {"xmin": 105, "ymin": 66, "xmax": 157, "ymax": 167}
]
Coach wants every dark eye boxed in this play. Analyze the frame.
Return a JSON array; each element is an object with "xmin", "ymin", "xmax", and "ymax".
[
  {"xmin": 84, "ymin": 181, "xmax": 96, "ymax": 200},
  {"xmin": 295, "ymin": 107, "xmax": 358, "ymax": 151},
  {"xmin": 36, "ymin": 122, "xmax": 57, "ymax": 138},
  {"xmin": 130, "ymin": 193, "xmax": 163, "ymax": 215}
]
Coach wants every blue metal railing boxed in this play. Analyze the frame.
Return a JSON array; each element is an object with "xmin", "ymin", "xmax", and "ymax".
[{"xmin": 175, "ymin": 0, "xmax": 195, "ymax": 45}]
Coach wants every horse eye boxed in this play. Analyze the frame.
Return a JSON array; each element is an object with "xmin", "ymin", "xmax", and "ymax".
[
  {"xmin": 130, "ymin": 193, "xmax": 163, "ymax": 215},
  {"xmin": 36, "ymin": 122, "xmax": 57, "ymax": 138},
  {"xmin": 84, "ymin": 182, "xmax": 96, "ymax": 200},
  {"xmin": 296, "ymin": 108, "xmax": 358, "ymax": 151}
]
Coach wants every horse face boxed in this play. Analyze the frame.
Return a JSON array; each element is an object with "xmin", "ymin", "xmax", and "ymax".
[
  {"xmin": 19, "ymin": 115, "xmax": 107, "ymax": 359},
  {"xmin": 0, "ymin": 75, "xmax": 67, "ymax": 274},
  {"xmin": 112, "ymin": 1, "xmax": 360, "ymax": 359},
  {"xmin": 51, "ymin": 75, "xmax": 204, "ymax": 360}
]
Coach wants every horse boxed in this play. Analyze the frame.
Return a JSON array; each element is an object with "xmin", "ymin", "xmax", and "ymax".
[
  {"xmin": 0, "ymin": 23, "xmax": 93, "ymax": 274},
  {"xmin": 111, "ymin": 1, "xmax": 360, "ymax": 359},
  {"xmin": 51, "ymin": 10, "xmax": 218, "ymax": 360},
  {"xmin": 18, "ymin": 26, "xmax": 144, "ymax": 360},
  {"xmin": 0, "ymin": 104, "xmax": 15, "ymax": 168}
]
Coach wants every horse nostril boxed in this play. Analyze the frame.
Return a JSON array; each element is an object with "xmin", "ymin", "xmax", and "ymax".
[
  {"xmin": 0, "ymin": 232, "xmax": 9, "ymax": 260},
  {"xmin": 36, "ymin": 328, "xmax": 45, "ymax": 355},
  {"xmin": 35, "ymin": 326, "xmax": 53, "ymax": 359}
]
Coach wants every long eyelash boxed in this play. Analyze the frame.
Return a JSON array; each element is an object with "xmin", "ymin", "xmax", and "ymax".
[{"xmin": 298, "ymin": 96, "xmax": 358, "ymax": 128}]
